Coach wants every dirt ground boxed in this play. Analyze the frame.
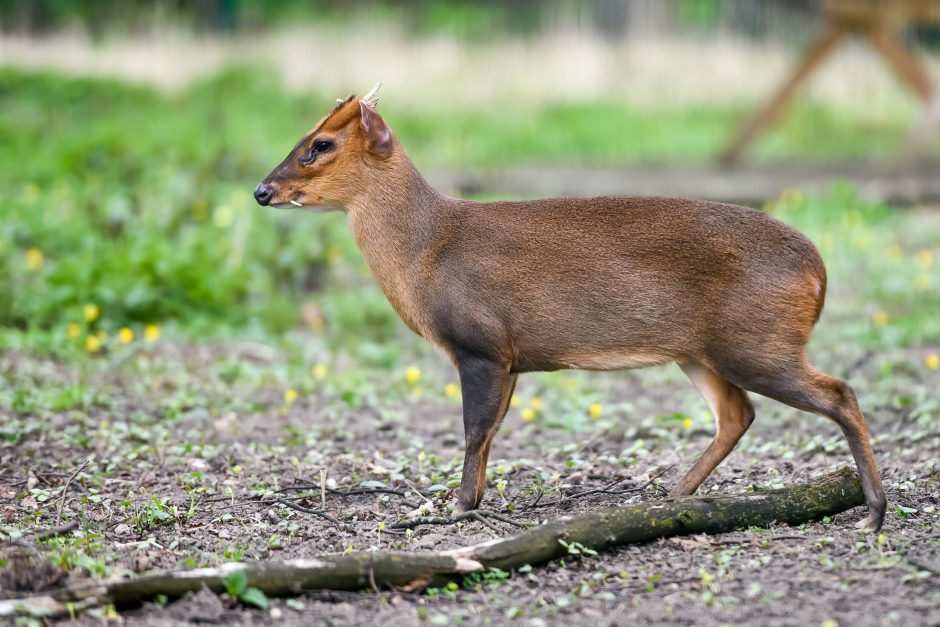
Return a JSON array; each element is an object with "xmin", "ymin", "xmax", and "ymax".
[{"xmin": 1, "ymin": 338, "xmax": 939, "ymax": 626}]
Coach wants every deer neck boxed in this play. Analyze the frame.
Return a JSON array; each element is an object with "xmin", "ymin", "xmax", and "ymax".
[{"xmin": 346, "ymin": 156, "xmax": 447, "ymax": 332}]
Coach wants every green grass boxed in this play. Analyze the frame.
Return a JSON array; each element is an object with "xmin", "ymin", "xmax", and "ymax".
[{"xmin": 0, "ymin": 67, "xmax": 936, "ymax": 357}]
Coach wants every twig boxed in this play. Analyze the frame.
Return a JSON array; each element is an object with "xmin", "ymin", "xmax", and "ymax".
[
  {"xmin": 403, "ymin": 479, "xmax": 435, "ymax": 508},
  {"xmin": 389, "ymin": 509, "xmax": 526, "ymax": 531},
  {"xmin": 527, "ymin": 486, "xmax": 544, "ymax": 509},
  {"xmin": 55, "ymin": 460, "xmax": 90, "ymax": 527},
  {"xmin": 319, "ymin": 469, "xmax": 327, "ymax": 509},
  {"xmin": 278, "ymin": 481, "xmax": 421, "ymax": 509},
  {"xmin": 467, "ymin": 512, "xmax": 501, "ymax": 533},
  {"xmin": 268, "ymin": 497, "xmax": 344, "ymax": 528},
  {"xmin": 36, "ymin": 520, "xmax": 80, "ymax": 542},
  {"xmin": 12, "ymin": 520, "xmax": 80, "ymax": 545},
  {"xmin": 477, "ymin": 510, "xmax": 526, "ymax": 528},
  {"xmin": 525, "ymin": 466, "xmax": 673, "ymax": 510}
]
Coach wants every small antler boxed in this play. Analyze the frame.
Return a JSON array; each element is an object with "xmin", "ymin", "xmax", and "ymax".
[{"xmin": 362, "ymin": 81, "xmax": 383, "ymax": 108}]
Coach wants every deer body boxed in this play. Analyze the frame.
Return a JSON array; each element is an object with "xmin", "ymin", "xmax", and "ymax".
[{"xmin": 255, "ymin": 89, "xmax": 887, "ymax": 531}]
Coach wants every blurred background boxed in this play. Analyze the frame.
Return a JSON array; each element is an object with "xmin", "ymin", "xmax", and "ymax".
[
  {"xmin": 4, "ymin": 6, "xmax": 939, "ymax": 617},
  {"xmin": 2, "ymin": 0, "xmax": 938, "ymax": 361}
]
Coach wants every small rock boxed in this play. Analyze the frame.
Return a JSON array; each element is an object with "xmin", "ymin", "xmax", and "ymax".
[
  {"xmin": 416, "ymin": 533, "xmax": 446, "ymax": 549},
  {"xmin": 164, "ymin": 585, "xmax": 225, "ymax": 623}
]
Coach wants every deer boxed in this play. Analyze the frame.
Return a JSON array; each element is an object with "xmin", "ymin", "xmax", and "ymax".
[{"xmin": 253, "ymin": 83, "xmax": 886, "ymax": 531}]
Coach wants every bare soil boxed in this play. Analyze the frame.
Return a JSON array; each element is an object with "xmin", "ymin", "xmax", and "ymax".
[{"xmin": 1, "ymin": 339, "xmax": 938, "ymax": 626}]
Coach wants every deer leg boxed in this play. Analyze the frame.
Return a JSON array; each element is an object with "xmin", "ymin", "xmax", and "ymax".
[
  {"xmin": 718, "ymin": 359, "xmax": 886, "ymax": 531},
  {"xmin": 671, "ymin": 362, "xmax": 755, "ymax": 497},
  {"xmin": 454, "ymin": 355, "xmax": 516, "ymax": 514}
]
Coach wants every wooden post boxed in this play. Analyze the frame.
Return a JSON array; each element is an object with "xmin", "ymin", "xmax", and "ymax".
[
  {"xmin": 719, "ymin": 27, "xmax": 845, "ymax": 164},
  {"xmin": 865, "ymin": 26, "xmax": 933, "ymax": 100}
]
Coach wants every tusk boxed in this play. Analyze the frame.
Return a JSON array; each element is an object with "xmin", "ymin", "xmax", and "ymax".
[
  {"xmin": 289, "ymin": 200, "xmax": 302, "ymax": 207},
  {"xmin": 336, "ymin": 98, "xmax": 344, "ymax": 106}
]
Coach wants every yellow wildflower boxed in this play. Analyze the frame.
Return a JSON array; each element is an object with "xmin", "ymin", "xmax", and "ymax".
[
  {"xmin": 25, "ymin": 247, "xmax": 44, "ymax": 270},
  {"xmin": 144, "ymin": 324, "xmax": 160, "ymax": 342},
  {"xmin": 682, "ymin": 417, "xmax": 693, "ymax": 430},
  {"xmin": 445, "ymin": 383, "xmax": 459, "ymax": 398},
  {"xmin": 886, "ymin": 243, "xmax": 903, "ymax": 263},
  {"xmin": 284, "ymin": 388, "xmax": 298, "ymax": 403},
  {"xmin": 521, "ymin": 408, "xmax": 535, "ymax": 421},
  {"xmin": 925, "ymin": 354, "xmax": 939, "ymax": 370},
  {"xmin": 67, "ymin": 323, "xmax": 81, "ymax": 338},
  {"xmin": 530, "ymin": 397, "xmax": 544, "ymax": 410},
  {"xmin": 23, "ymin": 183, "xmax": 41, "ymax": 205},
  {"xmin": 83, "ymin": 304, "xmax": 99, "ymax": 322},
  {"xmin": 312, "ymin": 363, "xmax": 328, "ymax": 380},
  {"xmin": 325, "ymin": 245, "xmax": 342, "ymax": 266},
  {"xmin": 118, "ymin": 327, "xmax": 134, "ymax": 344},
  {"xmin": 213, "ymin": 205, "xmax": 233, "ymax": 228},
  {"xmin": 872, "ymin": 310, "xmax": 889, "ymax": 326},
  {"xmin": 85, "ymin": 335, "xmax": 101, "ymax": 353},
  {"xmin": 405, "ymin": 366, "xmax": 421, "ymax": 385},
  {"xmin": 915, "ymin": 249, "xmax": 934, "ymax": 269},
  {"xmin": 191, "ymin": 200, "xmax": 209, "ymax": 221},
  {"xmin": 509, "ymin": 395, "xmax": 520, "ymax": 408},
  {"xmin": 589, "ymin": 403, "xmax": 603, "ymax": 418}
]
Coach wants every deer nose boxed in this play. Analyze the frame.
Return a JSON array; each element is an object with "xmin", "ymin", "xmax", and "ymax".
[{"xmin": 254, "ymin": 182, "xmax": 274, "ymax": 206}]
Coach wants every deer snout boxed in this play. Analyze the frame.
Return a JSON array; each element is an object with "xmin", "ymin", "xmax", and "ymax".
[{"xmin": 253, "ymin": 182, "xmax": 274, "ymax": 206}]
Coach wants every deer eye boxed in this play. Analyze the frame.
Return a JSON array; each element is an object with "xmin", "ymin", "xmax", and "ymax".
[{"xmin": 299, "ymin": 140, "xmax": 334, "ymax": 165}]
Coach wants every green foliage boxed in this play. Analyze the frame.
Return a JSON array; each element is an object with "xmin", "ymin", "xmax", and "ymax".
[
  {"xmin": 0, "ymin": 68, "xmax": 368, "ymax": 337},
  {"xmin": 0, "ymin": 67, "xmax": 934, "ymax": 355},
  {"xmin": 224, "ymin": 569, "xmax": 269, "ymax": 609},
  {"xmin": 132, "ymin": 495, "xmax": 177, "ymax": 532},
  {"xmin": 558, "ymin": 539, "xmax": 598, "ymax": 557}
]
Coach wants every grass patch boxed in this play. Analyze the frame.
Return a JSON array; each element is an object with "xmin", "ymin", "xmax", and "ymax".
[{"xmin": 0, "ymin": 67, "xmax": 935, "ymax": 355}]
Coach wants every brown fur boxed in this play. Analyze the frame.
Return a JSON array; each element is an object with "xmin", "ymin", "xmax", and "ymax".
[{"xmin": 256, "ymin": 95, "xmax": 886, "ymax": 530}]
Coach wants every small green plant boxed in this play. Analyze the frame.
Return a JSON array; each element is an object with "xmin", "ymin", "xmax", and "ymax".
[
  {"xmin": 224, "ymin": 570, "xmax": 268, "ymax": 609},
  {"xmin": 558, "ymin": 539, "xmax": 598, "ymax": 557},
  {"xmin": 132, "ymin": 495, "xmax": 176, "ymax": 532}
]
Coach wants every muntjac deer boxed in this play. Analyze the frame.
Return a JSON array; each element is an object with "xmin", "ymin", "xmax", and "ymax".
[{"xmin": 254, "ymin": 84, "xmax": 886, "ymax": 531}]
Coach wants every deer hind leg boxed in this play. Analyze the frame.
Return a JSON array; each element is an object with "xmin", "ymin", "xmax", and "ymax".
[
  {"xmin": 670, "ymin": 362, "xmax": 755, "ymax": 497},
  {"xmin": 717, "ymin": 359, "xmax": 886, "ymax": 531}
]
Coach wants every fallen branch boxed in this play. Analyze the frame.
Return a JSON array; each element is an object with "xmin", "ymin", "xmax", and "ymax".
[
  {"xmin": 446, "ymin": 467, "xmax": 864, "ymax": 570},
  {"xmin": 55, "ymin": 459, "xmax": 89, "ymax": 527},
  {"xmin": 389, "ymin": 509, "xmax": 526, "ymax": 531},
  {"xmin": 0, "ymin": 468, "xmax": 864, "ymax": 617},
  {"xmin": 33, "ymin": 520, "xmax": 80, "ymax": 543},
  {"xmin": 266, "ymin": 497, "xmax": 344, "ymax": 528},
  {"xmin": 2, "ymin": 520, "xmax": 80, "ymax": 547}
]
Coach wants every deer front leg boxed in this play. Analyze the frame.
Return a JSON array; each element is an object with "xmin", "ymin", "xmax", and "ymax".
[{"xmin": 454, "ymin": 355, "xmax": 517, "ymax": 514}]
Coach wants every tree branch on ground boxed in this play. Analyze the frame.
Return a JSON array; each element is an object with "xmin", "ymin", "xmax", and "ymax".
[{"xmin": 0, "ymin": 468, "xmax": 865, "ymax": 618}]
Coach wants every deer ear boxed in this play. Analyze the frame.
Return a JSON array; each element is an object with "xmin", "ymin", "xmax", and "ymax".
[{"xmin": 359, "ymin": 101, "xmax": 393, "ymax": 155}]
